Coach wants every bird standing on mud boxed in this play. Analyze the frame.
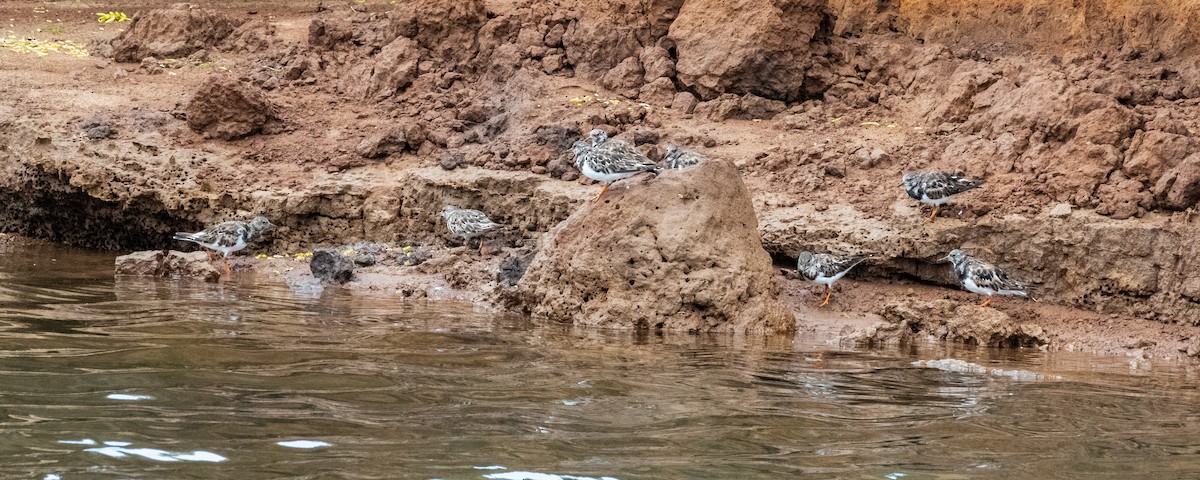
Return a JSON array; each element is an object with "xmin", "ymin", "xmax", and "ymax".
[
  {"xmin": 173, "ymin": 216, "xmax": 274, "ymax": 275},
  {"xmin": 571, "ymin": 129, "xmax": 659, "ymax": 199},
  {"xmin": 902, "ymin": 170, "xmax": 985, "ymax": 222},
  {"xmin": 441, "ymin": 205, "xmax": 501, "ymax": 254},
  {"xmin": 796, "ymin": 251, "xmax": 870, "ymax": 308},
  {"xmin": 945, "ymin": 249, "xmax": 1032, "ymax": 307}
]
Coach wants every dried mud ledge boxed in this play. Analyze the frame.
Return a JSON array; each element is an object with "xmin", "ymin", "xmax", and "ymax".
[{"xmin": 2, "ymin": 0, "xmax": 1200, "ymax": 354}]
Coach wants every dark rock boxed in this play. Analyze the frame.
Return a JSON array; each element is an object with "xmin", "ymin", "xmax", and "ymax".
[
  {"xmin": 311, "ymin": 249, "xmax": 354, "ymax": 284},
  {"xmin": 498, "ymin": 250, "xmax": 535, "ymax": 286},
  {"xmin": 439, "ymin": 153, "xmax": 463, "ymax": 170},
  {"xmin": 80, "ymin": 117, "xmax": 114, "ymax": 140}
]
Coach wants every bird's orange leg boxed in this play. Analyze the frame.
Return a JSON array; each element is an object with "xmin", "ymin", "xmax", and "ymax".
[
  {"xmin": 594, "ymin": 183, "xmax": 612, "ymax": 199},
  {"xmin": 225, "ymin": 258, "xmax": 231, "ymax": 276},
  {"xmin": 925, "ymin": 206, "xmax": 940, "ymax": 223},
  {"xmin": 206, "ymin": 250, "xmax": 213, "ymax": 261},
  {"xmin": 819, "ymin": 287, "xmax": 833, "ymax": 308},
  {"xmin": 478, "ymin": 239, "xmax": 484, "ymax": 255},
  {"xmin": 980, "ymin": 297, "xmax": 992, "ymax": 307}
]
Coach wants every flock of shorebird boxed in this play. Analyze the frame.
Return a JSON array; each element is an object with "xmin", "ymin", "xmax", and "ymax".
[{"xmin": 174, "ymin": 128, "xmax": 1031, "ymax": 310}]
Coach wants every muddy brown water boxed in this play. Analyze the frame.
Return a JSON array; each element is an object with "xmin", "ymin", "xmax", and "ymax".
[{"xmin": 3, "ymin": 242, "xmax": 1200, "ymax": 479}]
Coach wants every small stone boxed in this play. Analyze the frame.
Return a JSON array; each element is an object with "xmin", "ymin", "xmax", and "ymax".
[
  {"xmin": 311, "ymin": 249, "xmax": 354, "ymax": 284},
  {"xmin": 672, "ymin": 92, "xmax": 698, "ymax": 114},
  {"xmin": 1048, "ymin": 203, "xmax": 1073, "ymax": 218},
  {"xmin": 439, "ymin": 153, "xmax": 463, "ymax": 170}
]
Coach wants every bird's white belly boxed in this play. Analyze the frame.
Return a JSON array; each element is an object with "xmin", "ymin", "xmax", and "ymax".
[
  {"xmin": 201, "ymin": 239, "xmax": 246, "ymax": 257},
  {"xmin": 581, "ymin": 163, "xmax": 637, "ymax": 184},
  {"xmin": 812, "ymin": 271, "xmax": 846, "ymax": 287},
  {"xmin": 962, "ymin": 277, "xmax": 995, "ymax": 297},
  {"xmin": 921, "ymin": 194, "xmax": 952, "ymax": 206}
]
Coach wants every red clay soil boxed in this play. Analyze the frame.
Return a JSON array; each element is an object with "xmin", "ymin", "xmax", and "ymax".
[{"xmin": 2, "ymin": 0, "xmax": 1200, "ymax": 362}]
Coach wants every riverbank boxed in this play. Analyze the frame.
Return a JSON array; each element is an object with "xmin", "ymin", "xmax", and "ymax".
[{"xmin": 3, "ymin": 0, "xmax": 1199, "ymax": 361}]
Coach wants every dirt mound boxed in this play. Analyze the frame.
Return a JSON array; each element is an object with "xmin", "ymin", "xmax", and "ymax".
[
  {"xmin": 107, "ymin": 4, "xmax": 240, "ymax": 62},
  {"xmin": 185, "ymin": 75, "xmax": 281, "ymax": 140},
  {"xmin": 516, "ymin": 160, "xmax": 794, "ymax": 333}
]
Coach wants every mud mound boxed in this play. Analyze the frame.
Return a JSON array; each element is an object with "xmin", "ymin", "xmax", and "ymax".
[
  {"xmin": 185, "ymin": 75, "xmax": 281, "ymax": 140},
  {"xmin": 107, "ymin": 4, "xmax": 240, "ymax": 62},
  {"xmin": 516, "ymin": 161, "xmax": 794, "ymax": 333}
]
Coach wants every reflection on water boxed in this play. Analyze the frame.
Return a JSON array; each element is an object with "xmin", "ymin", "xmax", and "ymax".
[{"xmin": 3, "ymin": 242, "xmax": 1200, "ymax": 478}]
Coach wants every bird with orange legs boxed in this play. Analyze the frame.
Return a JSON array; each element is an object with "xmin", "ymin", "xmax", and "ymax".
[
  {"xmin": 173, "ymin": 216, "xmax": 274, "ymax": 275},
  {"xmin": 796, "ymin": 251, "xmax": 870, "ymax": 308},
  {"xmin": 571, "ymin": 129, "xmax": 659, "ymax": 199},
  {"xmin": 945, "ymin": 249, "xmax": 1033, "ymax": 307},
  {"xmin": 902, "ymin": 170, "xmax": 985, "ymax": 222}
]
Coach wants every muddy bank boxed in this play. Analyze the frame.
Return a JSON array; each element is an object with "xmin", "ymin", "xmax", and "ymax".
[{"xmin": 2, "ymin": 1, "xmax": 1200, "ymax": 359}]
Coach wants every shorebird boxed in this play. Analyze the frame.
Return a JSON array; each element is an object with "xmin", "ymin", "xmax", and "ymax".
[
  {"xmin": 945, "ymin": 249, "xmax": 1032, "ymax": 307},
  {"xmin": 902, "ymin": 170, "xmax": 985, "ymax": 222},
  {"xmin": 796, "ymin": 251, "xmax": 870, "ymax": 307},
  {"xmin": 663, "ymin": 144, "xmax": 707, "ymax": 170},
  {"xmin": 441, "ymin": 205, "xmax": 501, "ymax": 254},
  {"xmin": 571, "ymin": 129, "xmax": 659, "ymax": 199},
  {"xmin": 173, "ymin": 216, "xmax": 274, "ymax": 275}
]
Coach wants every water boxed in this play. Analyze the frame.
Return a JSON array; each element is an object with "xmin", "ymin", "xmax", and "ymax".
[{"xmin": 4, "ymin": 241, "xmax": 1200, "ymax": 479}]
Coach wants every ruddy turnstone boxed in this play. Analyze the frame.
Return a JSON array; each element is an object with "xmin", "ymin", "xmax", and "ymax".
[
  {"xmin": 796, "ymin": 251, "xmax": 870, "ymax": 307},
  {"xmin": 663, "ymin": 145, "xmax": 707, "ymax": 170},
  {"xmin": 571, "ymin": 129, "xmax": 659, "ymax": 199},
  {"xmin": 945, "ymin": 249, "xmax": 1032, "ymax": 307},
  {"xmin": 902, "ymin": 170, "xmax": 985, "ymax": 222},
  {"xmin": 173, "ymin": 216, "xmax": 274, "ymax": 274},
  {"xmin": 441, "ymin": 205, "xmax": 500, "ymax": 254}
]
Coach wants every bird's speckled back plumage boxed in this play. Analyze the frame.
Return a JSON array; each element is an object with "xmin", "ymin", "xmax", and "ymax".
[
  {"xmin": 173, "ymin": 216, "xmax": 273, "ymax": 252},
  {"xmin": 441, "ymin": 205, "xmax": 499, "ymax": 239},
  {"xmin": 663, "ymin": 145, "xmax": 707, "ymax": 170},
  {"xmin": 571, "ymin": 130, "xmax": 658, "ymax": 178},
  {"xmin": 903, "ymin": 170, "xmax": 984, "ymax": 202},
  {"xmin": 946, "ymin": 249, "xmax": 1029, "ymax": 296},
  {"xmin": 796, "ymin": 251, "xmax": 870, "ymax": 282}
]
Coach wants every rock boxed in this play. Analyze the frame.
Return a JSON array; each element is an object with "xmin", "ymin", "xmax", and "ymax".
[
  {"xmin": 307, "ymin": 18, "xmax": 353, "ymax": 49},
  {"xmin": 311, "ymin": 249, "xmax": 354, "ymax": 284},
  {"xmin": 541, "ymin": 54, "xmax": 565, "ymax": 74},
  {"xmin": 108, "ymin": 4, "xmax": 238, "ymax": 62},
  {"xmin": 161, "ymin": 251, "xmax": 222, "ymax": 282},
  {"xmin": 185, "ymin": 75, "xmax": 281, "ymax": 140},
  {"xmin": 1096, "ymin": 178, "xmax": 1153, "ymax": 220},
  {"xmin": 1048, "ymin": 203, "xmax": 1073, "ymax": 217},
  {"xmin": 114, "ymin": 250, "xmax": 165, "ymax": 276},
  {"xmin": 669, "ymin": 0, "xmax": 823, "ymax": 101},
  {"xmin": 342, "ymin": 37, "xmax": 419, "ymax": 100},
  {"xmin": 639, "ymin": 45, "xmax": 675, "ymax": 82},
  {"xmin": 673, "ymin": 92, "xmax": 698, "ymax": 113},
  {"xmin": 544, "ymin": 23, "xmax": 565, "ymax": 48},
  {"xmin": 598, "ymin": 56, "xmax": 645, "ymax": 93},
  {"xmin": 877, "ymin": 299, "xmax": 1046, "ymax": 347},
  {"xmin": 115, "ymin": 250, "xmax": 219, "ymax": 282},
  {"xmin": 79, "ymin": 116, "xmax": 114, "ymax": 140},
  {"xmin": 562, "ymin": 0, "xmax": 677, "ymax": 80},
  {"xmin": 357, "ymin": 128, "xmax": 408, "ymax": 158},
  {"xmin": 498, "ymin": 250, "xmax": 535, "ymax": 286},
  {"xmin": 219, "ymin": 18, "xmax": 276, "ymax": 53},
  {"xmin": 411, "ymin": 0, "xmax": 485, "ymax": 63},
  {"xmin": 439, "ymin": 153, "xmax": 463, "ymax": 170},
  {"xmin": 516, "ymin": 160, "xmax": 794, "ymax": 333},
  {"xmin": 1153, "ymin": 153, "xmax": 1200, "ymax": 210},
  {"xmin": 638, "ymin": 77, "xmax": 677, "ymax": 106}
]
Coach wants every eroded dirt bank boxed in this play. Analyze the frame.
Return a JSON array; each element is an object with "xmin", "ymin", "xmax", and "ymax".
[{"xmin": 2, "ymin": 0, "xmax": 1200, "ymax": 361}]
